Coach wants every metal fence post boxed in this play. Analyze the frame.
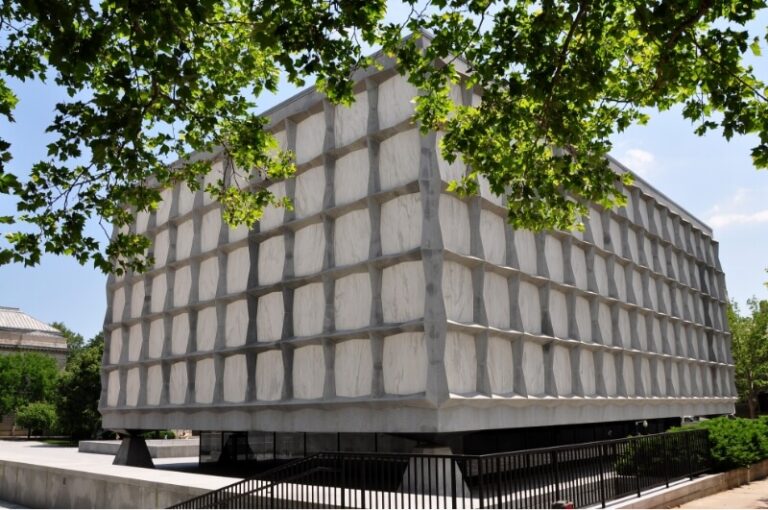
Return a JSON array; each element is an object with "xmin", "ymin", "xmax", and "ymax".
[
  {"xmin": 635, "ymin": 439, "xmax": 642, "ymax": 497},
  {"xmin": 598, "ymin": 444, "xmax": 607, "ymax": 508}
]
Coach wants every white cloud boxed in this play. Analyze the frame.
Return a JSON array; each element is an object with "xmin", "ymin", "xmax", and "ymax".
[
  {"xmin": 620, "ymin": 148, "xmax": 656, "ymax": 177},
  {"xmin": 706, "ymin": 187, "xmax": 768, "ymax": 229},
  {"xmin": 707, "ymin": 210, "xmax": 768, "ymax": 229}
]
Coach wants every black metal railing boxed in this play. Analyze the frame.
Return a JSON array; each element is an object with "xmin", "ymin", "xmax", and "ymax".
[{"xmin": 170, "ymin": 428, "xmax": 710, "ymax": 509}]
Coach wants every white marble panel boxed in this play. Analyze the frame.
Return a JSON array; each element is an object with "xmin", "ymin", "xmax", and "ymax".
[
  {"xmin": 639, "ymin": 196, "xmax": 650, "ymax": 228},
  {"xmin": 225, "ymin": 299, "xmax": 249, "ymax": 347},
  {"xmin": 627, "ymin": 229, "xmax": 638, "ymax": 262},
  {"xmin": 293, "ymin": 345, "xmax": 325, "ymax": 400},
  {"xmin": 223, "ymin": 355, "xmax": 247, "ymax": 403},
  {"xmin": 632, "ymin": 270, "xmax": 643, "ymax": 306},
  {"xmin": 549, "ymin": 290, "xmax": 568, "ymax": 338},
  {"xmin": 571, "ymin": 246, "xmax": 588, "ymax": 290},
  {"xmin": 667, "ymin": 321, "xmax": 678, "ymax": 356},
  {"xmin": 545, "ymin": 236, "xmax": 564, "ymax": 282},
  {"xmin": 295, "ymin": 166, "xmax": 325, "ymax": 219},
  {"xmin": 293, "ymin": 283, "xmax": 325, "ymax": 337},
  {"xmin": 682, "ymin": 363, "xmax": 693, "ymax": 395},
  {"xmin": 257, "ymin": 292, "xmax": 284, "ymax": 342},
  {"xmin": 588, "ymin": 208, "xmax": 604, "ymax": 248},
  {"xmin": 176, "ymin": 219, "xmax": 194, "ymax": 260},
  {"xmin": 594, "ymin": 255, "xmax": 608, "ymax": 295},
  {"xmin": 478, "ymin": 175, "xmax": 504, "ymax": 207},
  {"xmin": 334, "ymin": 209, "xmax": 370, "ymax": 266},
  {"xmin": 171, "ymin": 313, "xmax": 189, "ymax": 355},
  {"xmin": 518, "ymin": 281, "xmax": 541, "ymax": 334},
  {"xmin": 112, "ymin": 287, "xmax": 125, "ymax": 323},
  {"xmin": 652, "ymin": 318, "xmax": 662, "ymax": 353},
  {"xmin": 256, "ymin": 350, "xmax": 284, "ymax": 401},
  {"xmin": 335, "ymin": 91, "xmax": 367, "ymax": 148},
  {"xmin": 334, "ymin": 149, "xmax": 369, "ymax": 206},
  {"xmin": 580, "ymin": 350, "xmax": 596, "ymax": 395},
  {"xmin": 199, "ymin": 256, "xmax": 219, "ymax": 302},
  {"xmin": 169, "ymin": 362, "xmax": 188, "ymax": 405},
  {"xmin": 156, "ymin": 188, "xmax": 173, "ymax": 225},
  {"xmin": 444, "ymin": 332, "xmax": 476, "ymax": 394},
  {"xmin": 294, "ymin": 223, "xmax": 326, "ymax": 276},
  {"xmin": 669, "ymin": 251, "xmax": 680, "ymax": 280},
  {"xmin": 647, "ymin": 276, "xmax": 658, "ymax": 310},
  {"xmin": 643, "ymin": 237, "xmax": 653, "ymax": 270},
  {"xmin": 657, "ymin": 246, "xmax": 667, "ymax": 277},
  {"xmin": 151, "ymin": 275, "xmax": 167, "ymax": 313},
  {"xmin": 437, "ymin": 131, "xmax": 466, "ymax": 183},
  {"xmin": 147, "ymin": 365, "xmax": 162, "ymax": 405},
  {"xmin": 383, "ymin": 332, "xmax": 427, "ymax": 395},
  {"xmin": 200, "ymin": 209, "xmax": 221, "ymax": 253},
  {"xmin": 135, "ymin": 210, "xmax": 150, "ymax": 234},
  {"xmin": 173, "ymin": 265, "xmax": 192, "ymax": 307},
  {"xmin": 575, "ymin": 296, "xmax": 591, "ymax": 341},
  {"xmin": 439, "ymin": 195, "xmax": 471, "ymax": 255},
  {"xmin": 484, "ymin": 272, "xmax": 510, "ymax": 329},
  {"xmin": 128, "ymin": 324, "xmax": 142, "ymax": 361},
  {"xmin": 109, "ymin": 329, "xmax": 123, "ymax": 364},
  {"xmin": 335, "ymin": 272, "xmax": 372, "ymax": 330},
  {"xmin": 335, "ymin": 339, "xmax": 373, "ymax": 397},
  {"xmin": 553, "ymin": 345, "xmax": 572, "ymax": 395},
  {"xmin": 618, "ymin": 308, "xmax": 630, "ymax": 348},
  {"xmin": 514, "ymin": 230, "xmax": 537, "ymax": 274},
  {"xmin": 107, "ymin": 370, "xmax": 120, "ymax": 407},
  {"xmin": 598, "ymin": 303, "xmax": 612, "ymax": 345},
  {"xmin": 443, "ymin": 262, "xmax": 473, "ymax": 323},
  {"xmin": 640, "ymin": 358, "xmax": 651, "ymax": 396},
  {"xmin": 480, "ymin": 210, "xmax": 506, "ymax": 266},
  {"xmin": 153, "ymin": 229, "xmax": 170, "ymax": 269},
  {"xmin": 609, "ymin": 219, "xmax": 622, "ymax": 257},
  {"xmin": 656, "ymin": 361, "xmax": 667, "ymax": 395},
  {"xmin": 195, "ymin": 358, "xmax": 215, "ymax": 404},
  {"xmin": 130, "ymin": 281, "xmax": 145, "ymax": 318},
  {"xmin": 295, "ymin": 111, "xmax": 326, "ymax": 164},
  {"xmin": 661, "ymin": 282, "xmax": 671, "ymax": 314},
  {"xmin": 227, "ymin": 246, "xmax": 249, "ymax": 293},
  {"xmin": 382, "ymin": 261, "xmax": 425, "ymax": 323},
  {"xmin": 258, "ymin": 235, "xmax": 285, "ymax": 286},
  {"xmin": 487, "ymin": 336, "xmax": 515, "ymax": 394},
  {"xmin": 228, "ymin": 222, "xmax": 249, "ymax": 243},
  {"xmin": 203, "ymin": 161, "xmax": 224, "ymax": 206},
  {"xmin": 196, "ymin": 307, "xmax": 217, "ymax": 351},
  {"xmin": 523, "ymin": 342, "xmax": 545, "ymax": 396},
  {"xmin": 623, "ymin": 355, "xmax": 635, "ymax": 396},
  {"xmin": 623, "ymin": 192, "xmax": 635, "ymax": 223},
  {"xmin": 603, "ymin": 353, "xmax": 617, "ymax": 395},
  {"xmin": 148, "ymin": 319, "xmax": 164, "ymax": 359},
  {"xmin": 636, "ymin": 315, "xmax": 648, "ymax": 351},
  {"xmin": 381, "ymin": 193, "xmax": 422, "ymax": 255},
  {"xmin": 614, "ymin": 263, "xmax": 627, "ymax": 301},
  {"xmin": 379, "ymin": 130, "xmax": 421, "ymax": 190},
  {"xmin": 260, "ymin": 182, "xmax": 286, "ymax": 232},
  {"xmin": 670, "ymin": 362, "xmax": 680, "ymax": 396},
  {"xmin": 378, "ymin": 75, "xmax": 418, "ymax": 129}
]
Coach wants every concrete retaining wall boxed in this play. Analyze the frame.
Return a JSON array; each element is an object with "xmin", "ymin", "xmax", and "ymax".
[{"xmin": 79, "ymin": 438, "xmax": 199, "ymax": 458}]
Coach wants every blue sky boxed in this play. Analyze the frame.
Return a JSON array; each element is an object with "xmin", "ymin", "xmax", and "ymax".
[{"xmin": 1, "ymin": 12, "xmax": 767, "ymax": 338}]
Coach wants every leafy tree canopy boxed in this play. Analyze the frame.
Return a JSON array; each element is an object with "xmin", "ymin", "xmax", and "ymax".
[
  {"xmin": 56, "ymin": 332, "xmax": 104, "ymax": 439},
  {"xmin": 729, "ymin": 298, "xmax": 768, "ymax": 418},
  {"xmin": 15, "ymin": 401, "xmax": 57, "ymax": 435},
  {"xmin": 0, "ymin": 0, "xmax": 766, "ymax": 273},
  {"xmin": 0, "ymin": 352, "xmax": 59, "ymax": 416},
  {"xmin": 51, "ymin": 321, "xmax": 85, "ymax": 356}
]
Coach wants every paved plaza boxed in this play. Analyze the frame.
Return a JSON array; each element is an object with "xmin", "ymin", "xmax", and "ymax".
[{"xmin": 680, "ymin": 477, "xmax": 768, "ymax": 508}]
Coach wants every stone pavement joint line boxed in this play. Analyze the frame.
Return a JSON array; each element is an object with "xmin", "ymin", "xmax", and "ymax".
[{"xmin": 680, "ymin": 477, "xmax": 768, "ymax": 509}]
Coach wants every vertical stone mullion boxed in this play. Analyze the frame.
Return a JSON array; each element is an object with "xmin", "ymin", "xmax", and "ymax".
[
  {"xmin": 562, "ymin": 237, "xmax": 575, "ymax": 285},
  {"xmin": 593, "ymin": 350, "xmax": 607, "ymax": 397},
  {"xmin": 322, "ymin": 100, "xmax": 336, "ymax": 400},
  {"xmin": 512, "ymin": 335, "xmax": 527, "ymax": 396},
  {"xmin": 570, "ymin": 346, "xmax": 584, "ymax": 397},
  {"xmin": 615, "ymin": 353, "xmax": 627, "ymax": 397},
  {"xmin": 590, "ymin": 295, "xmax": 603, "ymax": 344},
  {"xmin": 280, "ymin": 118, "xmax": 297, "ymax": 402},
  {"xmin": 508, "ymin": 276, "xmax": 523, "ymax": 332},
  {"xmin": 469, "ymin": 197, "xmax": 490, "ymax": 395},
  {"xmin": 543, "ymin": 341, "xmax": 558, "ymax": 397}
]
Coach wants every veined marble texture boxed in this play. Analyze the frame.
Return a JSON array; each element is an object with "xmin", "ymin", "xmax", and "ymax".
[{"xmin": 102, "ymin": 68, "xmax": 735, "ymax": 435}]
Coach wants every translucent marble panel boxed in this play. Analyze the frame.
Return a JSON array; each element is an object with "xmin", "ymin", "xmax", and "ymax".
[
  {"xmin": 171, "ymin": 313, "xmax": 189, "ymax": 355},
  {"xmin": 480, "ymin": 210, "xmax": 506, "ymax": 266},
  {"xmin": 295, "ymin": 166, "xmax": 325, "ymax": 219},
  {"xmin": 484, "ymin": 272, "xmax": 510, "ymax": 329},
  {"xmin": 437, "ymin": 131, "xmax": 466, "ymax": 183},
  {"xmin": 657, "ymin": 247, "xmax": 667, "ymax": 277},
  {"xmin": 109, "ymin": 329, "xmax": 123, "ymax": 364},
  {"xmin": 256, "ymin": 350, "xmax": 284, "ymax": 401},
  {"xmin": 202, "ymin": 161, "xmax": 224, "ymax": 206},
  {"xmin": 652, "ymin": 318, "xmax": 662, "ymax": 353},
  {"xmin": 335, "ymin": 91, "xmax": 367, "ymax": 148},
  {"xmin": 544, "ymin": 236, "xmax": 564, "ymax": 282},
  {"xmin": 647, "ymin": 277, "xmax": 658, "ymax": 310},
  {"xmin": 381, "ymin": 193, "xmax": 422, "ymax": 255},
  {"xmin": 196, "ymin": 307, "xmax": 217, "ymax": 351},
  {"xmin": 295, "ymin": 111, "xmax": 325, "ymax": 164},
  {"xmin": 334, "ymin": 149, "xmax": 369, "ymax": 206},
  {"xmin": 549, "ymin": 290, "xmax": 568, "ymax": 338},
  {"xmin": 199, "ymin": 256, "xmax": 219, "ymax": 302},
  {"xmin": 112, "ymin": 287, "xmax": 125, "ymax": 323},
  {"xmin": 638, "ymin": 197, "xmax": 650, "ymax": 228},
  {"xmin": 195, "ymin": 358, "xmax": 215, "ymax": 404},
  {"xmin": 293, "ymin": 283, "xmax": 325, "ymax": 337},
  {"xmin": 642, "ymin": 237, "xmax": 653, "ymax": 270},
  {"xmin": 632, "ymin": 270, "xmax": 643, "ymax": 307},
  {"xmin": 609, "ymin": 219, "xmax": 622, "ymax": 257},
  {"xmin": 580, "ymin": 350, "xmax": 596, "ymax": 395},
  {"xmin": 603, "ymin": 353, "xmax": 617, "ymax": 395},
  {"xmin": 156, "ymin": 188, "xmax": 173, "ymax": 225},
  {"xmin": 627, "ymin": 228, "xmax": 638, "ymax": 262},
  {"xmin": 514, "ymin": 230, "xmax": 537, "ymax": 274},
  {"xmin": 670, "ymin": 363, "xmax": 680, "ymax": 396},
  {"xmin": 588, "ymin": 208, "xmax": 604, "ymax": 248},
  {"xmin": 169, "ymin": 362, "xmax": 188, "ymax": 405},
  {"xmin": 618, "ymin": 308, "xmax": 631, "ymax": 348},
  {"xmin": 227, "ymin": 246, "xmax": 250, "ymax": 293},
  {"xmin": 335, "ymin": 209, "xmax": 371, "ymax": 266},
  {"xmin": 379, "ymin": 130, "xmax": 421, "ymax": 190},
  {"xmin": 257, "ymin": 292, "xmax": 284, "ymax": 342},
  {"xmin": 575, "ymin": 296, "xmax": 591, "ymax": 341},
  {"xmin": 293, "ymin": 345, "xmax": 325, "ymax": 400},
  {"xmin": 383, "ymin": 332, "xmax": 427, "ymax": 395},
  {"xmin": 439, "ymin": 195, "xmax": 471, "ymax": 255},
  {"xmin": 223, "ymin": 355, "xmax": 247, "ymax": 403},
  {"xmin": 148, "ymin": 320, "xmax": 164, "ymax": 359},
  {"xmin": 335, "ymin": 272, "xmax": 372, "ymax": 330},
  {"xmin": 640, "ymin": 358, "xmax": 651, "ymax": 396},
  {"xmin": 378, "ymin": 75, "xmax": 419, "ymax": 129},
  {"xmin": 294, "ymin": 223, "xmax": 326, "ymax": 276},
  {"xmin": 135, "ymin": 210, "xmax": 150, "ymax": 234},
  {"xmin": 594, "ymin": 256, "xmax": 608, "ymax": 295},
  {"xmin": 154, "ymin": 229, "xmax": 170, "ymax": 269},
  {"xmin": 260, "ymin": 182, "xmax": 286, "ymax": 231},
  {"xmin": 147, "ymin": 365, "xmax": 162, "ymax": 405},
  {"xmin": 382, "ymin": 261, "xmax": 425, "ymax": 323},
  {"xmin": 225, "ymin": 299, "xmax": 249, "ymax": 347},
  {"xmin": 258, "ymin": 235, "xmax": 285, "ymax": 286},
  {"xmin": 523, "ymin": 342, "xmax": 545, "ymax": 395},
  {"xmin": 571, "ymin": 246, "xmax": 588, "ymax": 290},
  {"xmin": 173, "ymin": 265, "xmax": 192, "ymax": 307},
  {"xmin": 623, "ymin": 355, "xmax": 635, "ymax": 396},
  {"xmin": 598, "ymin": 303, "xmax": 612, "ymax": 345},
  {"xmin": 518, "ymin": 281, "xmax": 542, "ymax": 334},
  {"xmin": 636, "ymin": 315, "xmax": 648, "ymax": 351},
  {"xmin": 613, "ymin": 263, "xmax": 627, "ymax": 301},
  {"xmin": 176, "ymin": 219, "xmax": 194, "ymax": 260},
  {"xmin": 444, "ymin": 332, "xmax": 477, "ymax": 394},
  {"xmin": 656, "ymin": 361, "xmax": 667, "ymax": 395},
  {"xmin": 228, "ymin": 222, "xmax": 249, "ymax": 243},
  {"xmin": 553, "ymin": 345, "xmax": 572, "ymax": 395},
  {"xmin": 442, "ymin": 262, "xmax": 473, "ymax": 323},
  {"xmin": 128, "ymin": 324, "xmax": 142, "ymax": 361},
  {"xmin": 107, "ymin": 370, "xmax": 120, "ymax": 407},
  {"xmin": 488, "ymin": 336, "xmax": 515, "ymax": 394},
  {"xmin": 478, "ymin": 175, "xmax": 505, "ymax": 207},
  {"xmin": 131, "ymin": 281, "xmax": 145, "ymax": 318},
  {"xmin": 201, "ymin": 209, "xmax": 221, "ymax": 253},
  {"xmin": 150, "ymin": 275, "xmax": 167, "ymax": 313},
  {"xmin": 335, "ymin": 339, "xmax": 373, "ymax": 397},
  {"xmin": 660, "ymin": 282, "xmax": 671, "ymax": 314}
]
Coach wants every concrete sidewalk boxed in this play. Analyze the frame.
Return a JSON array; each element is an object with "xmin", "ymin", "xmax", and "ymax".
[{"xmin": 680, "ymin": 477, "xmax": 768, "ymax": 508}]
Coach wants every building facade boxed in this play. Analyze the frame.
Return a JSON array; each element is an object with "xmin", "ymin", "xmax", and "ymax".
[{"xmin": 100, "ymin": 57, "xmax": 736, "ymax": 446}]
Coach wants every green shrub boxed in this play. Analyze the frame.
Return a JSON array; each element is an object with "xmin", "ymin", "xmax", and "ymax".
[
  {"xmin": 671, "ymin": 417, "xmax": 768, "ymax": 471},
  {"xmin": 15, "ymin": 401, "xmax": 57, "ymax": 435},
  {"xmin": 614, "ymin": 431, "xmax": 692, "ymax": 477}
]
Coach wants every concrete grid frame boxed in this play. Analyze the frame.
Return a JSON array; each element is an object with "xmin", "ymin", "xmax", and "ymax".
[{"xmin": 99, "ymin": 49, "xmax": 736, "ymax": 435}]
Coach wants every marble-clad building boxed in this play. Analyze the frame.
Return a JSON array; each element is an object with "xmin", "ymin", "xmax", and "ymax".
[{"xmin": 100, "ymin": 52, "xmax": 736, "ymax": 440}]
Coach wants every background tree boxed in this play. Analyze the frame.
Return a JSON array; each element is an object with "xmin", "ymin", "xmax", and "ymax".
[
  {"xmin": 0, "ymin": 353, "xmax": 59, "ymax": 432},
  {"xmin": 52, "ymin": 321, "xmax": 85, "ymax": 356},
  {"xmin": 730, "ymin": 299, "xmax": 768, "ymax": 418},
  {"xmin": 0, "ymin": 0, "xmax": 766, "ymax": 272},
  {"xmin": 55, "ymin": 333, "xmax": 104, "ymax": 439},
  {"xmin": 15, "ymin": 401, "xmax": 57, "ymax": 438}
]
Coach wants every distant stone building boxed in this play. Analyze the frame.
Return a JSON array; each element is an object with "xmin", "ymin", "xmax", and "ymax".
[{"xmin": 0, "ymin": 306, "xmax": 67, "ymax": 435}]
